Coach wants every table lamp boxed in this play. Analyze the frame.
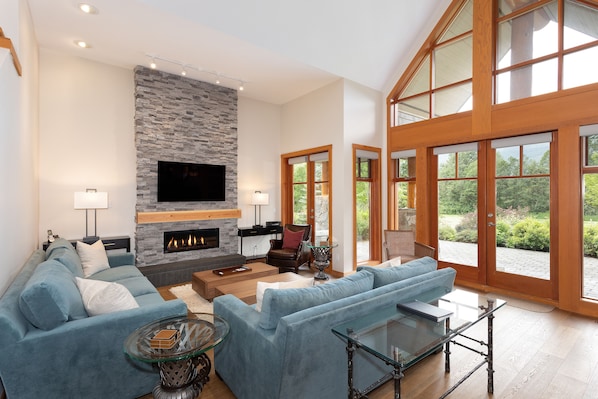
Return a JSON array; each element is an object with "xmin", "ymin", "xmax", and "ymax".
[
  {"xmin": 250, "ymin": 191, "xmax": 269, "ymax": 228},
  {"xmin": 74, "ymin": 188, "xmax": 108, "ymax": 241}
]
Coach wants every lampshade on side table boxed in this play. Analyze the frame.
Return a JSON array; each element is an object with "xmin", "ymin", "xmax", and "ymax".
[{"xmin": 74, "ymin": 189, "xmax": 108, "ymax": 241}]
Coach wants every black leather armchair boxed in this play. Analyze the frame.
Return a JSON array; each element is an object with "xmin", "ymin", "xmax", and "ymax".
[{"xmin": 266, "ymin": 224, "xmax": 312, "ymax": 273}]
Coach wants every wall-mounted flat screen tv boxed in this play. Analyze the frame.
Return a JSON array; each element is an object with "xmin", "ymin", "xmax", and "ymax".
[{"xmin": 157, "ymin": 160, "xmax": 226, "ymax": 202}]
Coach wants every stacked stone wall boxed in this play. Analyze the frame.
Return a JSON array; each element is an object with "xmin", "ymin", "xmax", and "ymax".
[{"xmin": 134, "ymin": 66, "xmax": 238, "ymax": 267}]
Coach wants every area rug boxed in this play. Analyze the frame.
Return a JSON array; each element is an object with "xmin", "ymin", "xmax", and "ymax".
[{"xmin": 169, "ymin": 284, "xmax": 213, "ymax": 313}]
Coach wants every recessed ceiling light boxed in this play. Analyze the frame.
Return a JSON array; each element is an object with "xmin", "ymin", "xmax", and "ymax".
[
  {"xmin": 79, "ymin": 3, "xmax": 99, "ymax": 14},
  {"xmin": 74, "ymin": 40, "xmax": 91, "ymax": 48}
]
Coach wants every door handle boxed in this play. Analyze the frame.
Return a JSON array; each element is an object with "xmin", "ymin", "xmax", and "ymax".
[{"xmin": 488, "ymin": 222, "xmax": 496, "ymax": 227}]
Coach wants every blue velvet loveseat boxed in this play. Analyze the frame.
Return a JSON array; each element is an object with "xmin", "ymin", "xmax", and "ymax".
[
  {"xmin": 214, "ymin": 256, "xmax": 456, "ymax": 399},
  {"xmin": 0, "ymin": 238, "xmax": 188, "ymax": 399}
]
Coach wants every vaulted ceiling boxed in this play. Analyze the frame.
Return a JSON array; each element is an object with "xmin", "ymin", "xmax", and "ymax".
[{"xmin": 26, "ymin": 0, "xmax": 451, "ymax": 105}]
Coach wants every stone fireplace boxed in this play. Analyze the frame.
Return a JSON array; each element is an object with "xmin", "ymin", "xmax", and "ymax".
[
  {"xmin": 164, "ymin": 228, "xmax": 219, "ymax": 253},
  {"xmin": 134, "ymin": 66, "xmax": 239, "ymax": 267}
]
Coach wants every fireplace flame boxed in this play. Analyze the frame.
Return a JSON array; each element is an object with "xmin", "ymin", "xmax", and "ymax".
[
  {"xmin": 164, "ymin": 228, "xmax": 218, "ymax": 253},
  {"xmin": 167, "ymin": 234, "xmax": 207, "ymax": 251}
]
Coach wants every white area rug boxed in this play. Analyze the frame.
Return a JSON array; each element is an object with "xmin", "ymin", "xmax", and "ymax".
[{"xmin": 169, "ymin": 284, "xmax": 213, "ymax": 313}]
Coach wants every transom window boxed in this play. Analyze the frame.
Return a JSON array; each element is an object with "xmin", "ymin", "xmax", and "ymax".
[{"xmin": 495, "ymin": 0, "xmax": 598, "ymax": 103}]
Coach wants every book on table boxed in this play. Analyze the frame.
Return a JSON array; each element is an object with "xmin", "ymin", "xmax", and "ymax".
[{"xmin": 396, "ymin": 300, "xmax": 453, "ymax": 322}]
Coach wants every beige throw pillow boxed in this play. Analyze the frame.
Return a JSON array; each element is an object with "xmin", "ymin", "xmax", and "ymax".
[
  {"xmin": 255, "ymin": 277, "xmax": 314, "ymax": 312},
  {"xmin": 75, "ymin": 277, "xmax": 139, "ymax": 316},
  {"xmin": 76, "ymin": 240, "xmax": 110, "ymax": 277}
]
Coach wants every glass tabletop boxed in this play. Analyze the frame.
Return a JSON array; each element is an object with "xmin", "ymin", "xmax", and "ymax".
[
  {"xmin": 123, "ymin": 313, "xmax": 229, "ymax": 363},
  {"xmin": 307, "ymin": 241, "xmax": 338, "ymax": 249},
  {"xmin": 332, "ymin": 289, "xmax": 506, "ymax": 368}
]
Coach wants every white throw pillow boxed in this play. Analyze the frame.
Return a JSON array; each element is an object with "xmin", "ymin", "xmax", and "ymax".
[
  {"xmin": 389, "ymin": 257, "xmax": 402, "ymax": 267},
  {"xmin": 75, "ymin": 277, "xmax": 139, "ymax": 316},
  {"xmin": 76, "ymin": 240, "xmax": 110, "ymax": 277},
  {"xmin": 255, "ymin": 277, "xmax": 313, "ymax": 312}
]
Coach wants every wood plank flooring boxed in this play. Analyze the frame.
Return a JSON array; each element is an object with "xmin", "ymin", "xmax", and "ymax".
[{"xmin": 139, "ymin": 284, "xmax": 598, "ymax": 399}]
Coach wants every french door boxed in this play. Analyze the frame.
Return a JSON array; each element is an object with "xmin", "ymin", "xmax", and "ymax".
[
  {"xmin": 283, "ymin": 146, "xmax": 332, "ymax": 244},
  {"xmin": 435, "ymin": 133, "xmax": 557, "ymax": 299}
]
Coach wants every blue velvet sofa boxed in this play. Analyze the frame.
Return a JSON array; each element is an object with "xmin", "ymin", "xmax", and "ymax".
[
  {"xmin": 0, "ymin": 238, "xmax": 188, "ymax": 399},
  {"xmin": 214, "ymin": 256, "xmax": 456, "ymax": 399}
]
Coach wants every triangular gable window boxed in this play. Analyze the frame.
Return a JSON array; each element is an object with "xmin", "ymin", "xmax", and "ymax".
[
  {"xmin": 389, "ymin": 0, "xmax": 598, "ymax": 127},
  {"xmin": 390, "ymin": 0, "xmax": 473, "ymax": 126},
  {"xmin": 495, "ymin": 0, "xmax": 598, "ymax": 103}
]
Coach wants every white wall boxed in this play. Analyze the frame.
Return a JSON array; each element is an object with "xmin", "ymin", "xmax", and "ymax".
[
  {"xmin": 38, "ymin": 50, "xmax": 136, "ymax": 244},
  {"xmin": 0, "ymin": 0, "xmax": 39, "ymax": 295},
  {"xmin": 281, "ymin": 79, "xmax": 383, "ymax": 272},
  {"xmin": 37, "ymin": 52, "xmax": 284, "ymax": 259},
  {"xmin": 342, "ymin": 80, "xmax": 384, "ymax": 268},
  {"xmin": 237, "ymin": 97, "xmax": 282, "ymax": 256}
]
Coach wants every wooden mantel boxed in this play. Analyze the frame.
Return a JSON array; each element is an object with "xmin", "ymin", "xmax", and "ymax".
[
  {"xmin": 0, "ymin": 27, "xmax": 22, "ymax": 76},
  {"xmin": 136, "ymin": 209, "xmax": 241, "ymax": 224}
]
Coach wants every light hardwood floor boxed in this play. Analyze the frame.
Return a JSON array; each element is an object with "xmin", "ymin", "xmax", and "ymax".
[{"xmin": 140, "ymin": 285, "xmax": 598, "ymax": 399}]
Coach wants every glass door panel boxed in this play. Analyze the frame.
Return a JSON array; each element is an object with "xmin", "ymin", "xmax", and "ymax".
[
  {"xmin": 356, "ymin": 181, "xmax": 371, "ymax": 262},
  {"xmin": 292, "ymin": 162, "xmax": 308, "ymax": 225},
  {"xmin": 494, "ymin": 142, "xmax": 551, "ymax": 280},
  {"xmin": 582, "ymin": 130, "xmax": 598, "ymax": 300},
  {"xmin": 437, "ymin": 150, "xmax": 478, "ymax": 268}
]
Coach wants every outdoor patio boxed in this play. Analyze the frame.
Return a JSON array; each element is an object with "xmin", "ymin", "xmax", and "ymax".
[{"xmin": 439, "ymin": 240, "xmax": 598, "ymax": 299}]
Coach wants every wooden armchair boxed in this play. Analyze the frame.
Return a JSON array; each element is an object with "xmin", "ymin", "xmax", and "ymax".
[
  {"xmin": 266, "ymin": 224, "xmax": 312, "ymax": 273},
  {"xmin": 383, "ymin": 229, "xmax": 436, "ymax": 263}
]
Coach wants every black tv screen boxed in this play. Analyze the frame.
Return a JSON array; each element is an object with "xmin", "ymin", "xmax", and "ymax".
[{"xmin": 157, "ymin": 161, "xmax": 226, "ymax": 202}]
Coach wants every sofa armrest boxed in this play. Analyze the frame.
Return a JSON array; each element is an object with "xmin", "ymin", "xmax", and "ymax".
[
  {"xmin": 213, "ymin": 295, "xmax": 284, "ymax": 398},
  {"xmin": 108, "ymin": 252, "xmax": 135, "ymax": 267}
]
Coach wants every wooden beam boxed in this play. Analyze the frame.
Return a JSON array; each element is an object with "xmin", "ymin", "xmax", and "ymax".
[
  {"xmin": 0, "ymin": 27, "xmax": 22, "ymax": 76},
  {"xmin": 137, "ymin": 209, "xmax": 242, "ymax": 224}
]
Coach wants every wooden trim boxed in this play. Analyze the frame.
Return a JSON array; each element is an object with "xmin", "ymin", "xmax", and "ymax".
[
  {"xmin": 352, "ymin": 144, "xmax": 382, "ymax": 267},
  {"xmin": 0, "ymin": 27, "xmax": 22, "ymax": 76},
  {"xmin": 136, "ymin": 209, "xmax": 241, "ymax": 224}
]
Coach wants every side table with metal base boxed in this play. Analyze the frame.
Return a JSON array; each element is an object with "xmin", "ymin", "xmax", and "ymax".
[
  {"xmin": 124, "ymin": 313, "xmax": 229, "ymax": 399},
  {"xmin": 307, "ymin": 241, "xmax": 338, "ymax": 280}
]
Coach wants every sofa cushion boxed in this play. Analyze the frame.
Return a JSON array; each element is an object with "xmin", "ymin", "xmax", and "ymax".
[
  {"xmin": 18, "ymin": 260, "xmax": 88, "ymax": 330},
  {"xmin": 89, "ymin": 265, "xmax": 144, "ymax": 282},
  {"xmin": 77, "ymin": 240, "xmax": 110, "ymax": 277},
  {"xmin": 255, "ymin": 277, "xmax": 314, "ymax": 312},
  {"xmin": 75, "ymin": 277, "xmax": 139, "ymax": 316},
  {"xmin": 259, "ymin": 271, "xmax": 374, "ymax": 330},
  {"xmin": 46, "ymin": 239, "xmax": 84, "ymax": 278},
  {"xmin": 113, "ymin": 276, "xmax": 159, "ymax": 297},
  {"xmin": 357, "ymin": 256, "xmax": 437, "ymax": 288}
]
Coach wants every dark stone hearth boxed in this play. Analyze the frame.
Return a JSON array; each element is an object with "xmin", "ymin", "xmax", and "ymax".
[{"xmin": 141, "ymin": 254, "xmax": 246, "ymax": 287}]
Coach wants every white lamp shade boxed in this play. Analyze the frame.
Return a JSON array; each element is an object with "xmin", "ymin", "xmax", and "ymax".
[
  {"xmin": 250, "ymin": 192, "xmax": 269, "ymax": 206},
  {"xmin": 74, "ymin": 191, "xmax": 108, "ymax": 209}
]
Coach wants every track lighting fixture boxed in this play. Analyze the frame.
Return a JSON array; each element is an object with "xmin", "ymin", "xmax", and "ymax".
[{"xmin": 145, "ymin": 54, "xmax": 247, "ymax": 91}]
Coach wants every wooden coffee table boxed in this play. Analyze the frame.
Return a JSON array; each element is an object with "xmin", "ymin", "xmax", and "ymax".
[
  {"xmin": 191, "ymin": 262, "xmax": 278, "ymax": 300},
  {"xmin": 215, "ymin": 272, "xmax": 309, "ymax": 304}
]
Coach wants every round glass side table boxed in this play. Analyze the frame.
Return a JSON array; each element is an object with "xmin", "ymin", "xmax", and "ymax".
[
  {"xmin": 124, "ymin": 313, "xmax": 229, "ymax": 399},
  {"xmin": 307, "ymin": 241, "xmax": 338, "ymax": 280}
]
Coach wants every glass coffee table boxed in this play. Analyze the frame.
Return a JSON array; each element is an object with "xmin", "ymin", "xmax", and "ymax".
[
  {"xmin": 124, "ymin": 313, "xmax": 229, "ymax": 399},
  {"xmin": 332, "ymin": 289, "xmax": 506, "ymax": 399}
]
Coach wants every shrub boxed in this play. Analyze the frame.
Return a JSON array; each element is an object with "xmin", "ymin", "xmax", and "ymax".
[
  {"xmin": 455, "ymin": 212, "xmax": 478, "ymax": 232},
  {"xmin": 584, "ymin": 226, "xmax": 598, "ymax": 257},
  {"xmin": 507, "ymin": 218, "xmax": 550, "ymax": 251},
  {"xmin": 439, "ymin": 226, "xmax": 456, "ymax": 241},
  {"xmin": 455, "ymin": 229, "xmax": 478, "ymax": 243},
  {"xmin": 496, "ymin": 221, "xmax": 511, "ymax": 247}
]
